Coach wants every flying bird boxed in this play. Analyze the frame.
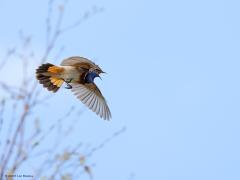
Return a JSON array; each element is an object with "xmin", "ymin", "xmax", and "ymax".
[{"xmin": 36, "ymin": 56, "xmax": 111, "ymax": 120}]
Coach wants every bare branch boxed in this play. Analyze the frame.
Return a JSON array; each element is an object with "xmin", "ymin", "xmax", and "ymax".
[{"xmin": 0, "ymin": 1, "xmax": 127, "ymax": 179}]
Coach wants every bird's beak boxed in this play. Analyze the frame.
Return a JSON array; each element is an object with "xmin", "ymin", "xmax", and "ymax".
[{"xmin": 102, "ymin": 71, "xmax": 107, "ymax": 74}]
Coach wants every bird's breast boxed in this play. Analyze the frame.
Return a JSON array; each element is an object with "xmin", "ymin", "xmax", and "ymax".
[{"xmin": 60, "ymin": 66, "xmax": 83, "ymax": 82}]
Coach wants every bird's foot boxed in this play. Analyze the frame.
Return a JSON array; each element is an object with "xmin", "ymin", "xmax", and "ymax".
[
  {"xmin": 65, "ymin": 83, "xmax": 72, "ymax": 89},
  {"xmin": 63, "ymin": 79, "xmax": 73, "ymax": 89}
]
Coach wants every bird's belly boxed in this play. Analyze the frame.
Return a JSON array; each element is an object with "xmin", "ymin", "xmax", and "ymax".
[{"xmin": 59, "ymin": 66, "xmax": 81, "ymax": 82}]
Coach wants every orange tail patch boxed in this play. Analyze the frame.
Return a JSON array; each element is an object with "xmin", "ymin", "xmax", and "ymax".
[
  {"xmin": 48, "ymin": 66, "xmax": 64, "ymax": 74},
  {"xmin": 36, "ymin": 63, "xmax": 64, "ymax": 93},
  {"xmin": 50, "ymin": 77, "xmax": 64, "ymax": 87}
]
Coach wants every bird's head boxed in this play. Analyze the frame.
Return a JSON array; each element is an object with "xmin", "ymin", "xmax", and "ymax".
[{"xmin": 92, "ymin": 66, "xmax": 105, "ymax": 75}]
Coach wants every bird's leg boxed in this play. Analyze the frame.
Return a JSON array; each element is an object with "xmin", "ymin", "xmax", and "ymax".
[{"xmin": 63, "ymin": 79, "xmax": 73, "ymax": 89}]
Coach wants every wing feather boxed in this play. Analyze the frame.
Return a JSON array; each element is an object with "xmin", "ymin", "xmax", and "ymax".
[
  {"xmin": 96, "ymin": 98, "xmax": 101, "ymax": 115},
  {"xmin": 71, "ymin": 83, "xmax": 111, "ymax": 120},
  {"xmin": 88, "ymin": 92, "xmax": 96, "ymax": 109},
  {"xmin": 92, "ymin": 95, "xmax": 98, "ymax": 112},
  {"xmin": 85, "ymin": 92, "xmax": 95, "ymax": 106},
  {"xmin": 104, "ymin": 104, "xmax": 108, "ymax": 120}
]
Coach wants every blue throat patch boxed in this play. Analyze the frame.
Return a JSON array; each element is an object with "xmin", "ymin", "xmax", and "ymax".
[{"xmin": 85, "ymin": 71, "xmax": 98, "ymax": 83}]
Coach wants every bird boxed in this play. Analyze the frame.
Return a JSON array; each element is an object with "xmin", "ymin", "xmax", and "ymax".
[{"xmin": 36, "ymin": 56, "xmax": 111, "ymax": 120}]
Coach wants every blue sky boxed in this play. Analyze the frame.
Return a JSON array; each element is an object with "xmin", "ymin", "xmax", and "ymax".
[{"xmin": 0, "ymin": 0, "xmax": 240, "ymax": 179}]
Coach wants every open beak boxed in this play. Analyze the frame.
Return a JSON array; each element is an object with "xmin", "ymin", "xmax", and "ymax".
[{"xmin": 97, "ymin": 74, "xmax": 102, "ymax": 80}]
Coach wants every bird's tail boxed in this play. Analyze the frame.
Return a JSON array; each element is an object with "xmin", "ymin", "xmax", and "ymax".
[{"xmin": 36, "ymin": 63, "xmax": 64, "ymax": 93}]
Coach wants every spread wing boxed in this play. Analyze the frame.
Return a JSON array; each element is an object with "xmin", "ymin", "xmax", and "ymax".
[{"xmin": 71, "ymin": 83, "xmax": 111, "ymax": 120}]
